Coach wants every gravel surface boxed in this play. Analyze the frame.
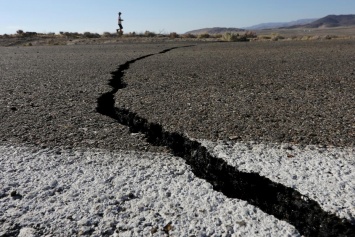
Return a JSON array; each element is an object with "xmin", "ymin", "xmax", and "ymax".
[
  {"xmin": 0, "ymin": 43, "xmax": 188, "ymax": 153},
  {"xmin": 1, "ymin": 40, "xmax": 355, "ymax": 236},
  {"xmin": 118, "ymin": 40, "xmax": 355, "ymax": 147},
  {"xmin": 1, "ymin": 40, "xmax": 354, "ymax": 150},
  {"xmin": 201, "ymin": 140, "xmax": 355, "ymax": 223},
  {"xmin": 0, "ymin": 144, "xmax": 300, "ymax": 237}
]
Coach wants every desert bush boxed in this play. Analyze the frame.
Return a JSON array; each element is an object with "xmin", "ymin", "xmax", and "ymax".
[
  {"xmin": 245, "ymin": 31, "xmax": 257, "ymax": 38},
  {"xmin": 324, "ymin": 35, "xmax": 337, "ymax": 40},
  {"xmin": 102, "ymin": 32, "xmax": 115, "ymax": 37},
  {"xmin": 123, "ymin": 32, "xmax": 137, "ymax": 37},
  {"xmin": 17, "ymin": 31, "xmax": 38, "ymax": 37},
  {"xmin": 169, "ymin": 32, "xmax": 179, "ymax": 39},
  {"xmin": 290, "ymin": 35, "xmax": 299, "ymax": 40},
  {"xmin": 198, "ymin": 33, "xmax": 210, "ymax": 39},
  {"xmin": 181, "ymin": 33, "xmax": 196, "ymax": 39},
  {"xmin": 221, "ymin": 32, "xmax": 249, "ymax": 42},
  {"xmin": 144, "ymin": 31, "xmax": 156, "ymax": 37},
  {"xmin": 221, "ymin": 32, "xmax": 239, "ymax": 41},
  {"xmin": 258, "ymin": 35, "xmax": 272, "ymax": 40},
  {"xmin": 271, "ymin": 33, "xmax": 285, "ymax": 41},
  {"xmin": 301, "ymin": 35, "xmax": 312, "ymax": 40},
  {"xmin": 310, "ymin": 35, "xmax": 322, "ymax": 40},
  {"xmin": 83, "ymin": 32, "xmax": 101, "ymax": 38},
  {"xmin": 62, "ymin": 32, "xmax": 80, "ymax": 38}
]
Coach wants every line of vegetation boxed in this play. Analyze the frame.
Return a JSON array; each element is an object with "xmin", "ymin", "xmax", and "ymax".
[{"xmin": 1, "ymin": 29, "xmax": 353, "ymax": 42}]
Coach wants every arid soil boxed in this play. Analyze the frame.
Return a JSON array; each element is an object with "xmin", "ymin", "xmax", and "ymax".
[
  {"xmin": 0, "ymin": 40, "xmax": 354, "ymax": 152},
  {"xmin": 118, "ymin": 40, "xmax": 355, "ymax": 147}
]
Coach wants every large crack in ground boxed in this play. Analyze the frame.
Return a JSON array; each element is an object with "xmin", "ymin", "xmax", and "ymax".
[{"xmin": 96, "ymin": 46, "xmax": 355, "ymax": 236}]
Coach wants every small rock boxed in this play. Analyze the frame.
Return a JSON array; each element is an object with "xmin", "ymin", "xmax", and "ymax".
[
  {"xmin": 151, "ymin": 227, "xmax": 158, "ymax": 234},
  {"xmin": 78, "ymin": 226, "xmax": 93, "ymax": 236},
  {"xmin": 163, "ymin": 222, "xmax": 173, "ymax": 234},
  {"xmin": 229, "ymin": 135, "xmax": 241, "ymax": 140},
  {"xmin": 18, "ymin": 227, "xmax": 38, "ymax": 237},
  {"xmin": 10, "ymin": 190, "xmax": 22, "ymax": 199}
]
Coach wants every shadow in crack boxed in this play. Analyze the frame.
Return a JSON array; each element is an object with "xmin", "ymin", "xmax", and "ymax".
[{"xmin": 96, "ymin": 46, "xmax": 355, "ymax": 237}]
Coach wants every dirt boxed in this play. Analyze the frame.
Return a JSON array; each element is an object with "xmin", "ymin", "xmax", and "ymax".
[{"xmin": 0, "ymin": 39, "xmax": 354, "ymax": 152}]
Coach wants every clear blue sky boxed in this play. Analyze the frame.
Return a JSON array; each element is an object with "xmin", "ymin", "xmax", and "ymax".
[{"xmin": 1, "ymin": 0, "xmax": 354, "ymax": 34}]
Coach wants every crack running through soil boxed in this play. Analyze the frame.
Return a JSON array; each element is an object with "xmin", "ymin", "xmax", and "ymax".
[{"xmin": 96, "ymin": 45, "xmax": 355, "ymax": 237}]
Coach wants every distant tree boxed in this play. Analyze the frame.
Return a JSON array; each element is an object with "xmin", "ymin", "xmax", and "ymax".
[{"xmin": 16, "ymin": 29, "xmax": 24, "ymax": 35}]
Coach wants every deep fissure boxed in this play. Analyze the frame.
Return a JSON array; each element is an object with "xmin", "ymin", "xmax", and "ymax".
[{"xmin": 96, "ymin": 46, "xmax": 355, "ymax": 236}]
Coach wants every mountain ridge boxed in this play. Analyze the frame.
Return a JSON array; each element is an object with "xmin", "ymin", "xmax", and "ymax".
[
  {"xmin": 185, "ymin": 27, "xmax": 245, "ymax": 35},
  {"xmin": 303, "ymin": 14, "xmax": 355, "ymax": 28},
  {"xmin": 185, "ymin": 14, "xmax": 355, "ymax": 34},
  {"xmin": 245, "ymin": 18, "xmax": 318, "ymax": 30}
]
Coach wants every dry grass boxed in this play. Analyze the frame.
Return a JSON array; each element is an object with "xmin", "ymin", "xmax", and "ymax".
[
  {"xmin": 254, "ymin": 26, "xmax": 355, "ymax": 41},
  {"xmin": 1, "ymin": 26, "xmax": 354, "ymax": 47}
]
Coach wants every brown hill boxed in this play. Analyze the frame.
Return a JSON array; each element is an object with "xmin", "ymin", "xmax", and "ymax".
[
  {"xmin": 306, "ymin": 14, "xmax": 355, "ymax": 28},
  {"xmin": 185, "ymin": 27, "xmax": 245, "ymax": 35},
  {"xmin": 285, "ymin": 14, "xmax": 355, "ymax": 29}
]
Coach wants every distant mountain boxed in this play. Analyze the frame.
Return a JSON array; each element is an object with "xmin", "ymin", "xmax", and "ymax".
[
  {"xmin": 186, "ymin": 15, "xmax": 355, "ymax": 34},
  {"xmin": 185, "ymin": 27, "xmax": 245, "ymax": 35},
  {"xmin": 245, "ymin": 19, "xmax": 318, "ymax": 30},
  {"xmin": 303, "ymin": 14, "xmax": 355, "ymax": 28}
]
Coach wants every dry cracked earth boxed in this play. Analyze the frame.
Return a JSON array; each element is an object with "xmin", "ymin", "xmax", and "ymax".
[{"xmin": 1, "ymin": 39, "xmax": 355, "ymax": 236}]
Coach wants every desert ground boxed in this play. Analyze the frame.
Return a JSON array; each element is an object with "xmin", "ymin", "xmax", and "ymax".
[
  {"xmin": 0, "ymin": 36, "xmax": 354, "ymax": 236},
  {"xmin": 1, "ymin": 39, "xmax": 354, "ymax": 149}
]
